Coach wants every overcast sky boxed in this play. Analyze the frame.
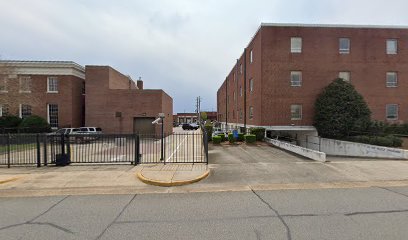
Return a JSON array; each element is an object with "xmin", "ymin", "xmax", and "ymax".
[{"xmin": 1, "ymin": 0, "xmax": 408, "ymax": 113}]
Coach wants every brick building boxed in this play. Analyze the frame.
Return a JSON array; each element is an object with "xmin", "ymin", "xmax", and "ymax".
[
  {"xmin": 85, "ymin": 66, "xmax": 173, "ymax": 135},
  {"xmin": 173, "ymin": 111, "xmax": 217, "ymax": 125},
  {"xmin": 217, "ymin": 23, "xmax": 408, "ymax": 137},
  {"xmin": 0, "ymin": 61, "xmax": 85, "ymax": 128}
]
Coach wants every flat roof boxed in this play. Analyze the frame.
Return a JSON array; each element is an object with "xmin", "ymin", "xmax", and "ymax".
[{"xmin": 261, "ymin": 22, "xmax": 408, "ymax": 29}]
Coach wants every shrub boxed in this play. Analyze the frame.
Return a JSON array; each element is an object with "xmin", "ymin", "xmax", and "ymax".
[
  {"xmin": 204, "ymin": 124, "xmax": 213, "ymax": 141},
  {"xmin": 314, "ymin": 78, "xmax": 371, "ymax": 139},
  {"xmin": 0, "ymin": 115, "xmax": 22, "ymax": 128},
  {"xmin": 218, "ymin": 134, "xmax": 226, "ymax": 141},
  {"xmin": 244, "ymin": 134, "xmax": 256, "ymax": 143},
  {"xmin": 347, "ymin": 135, "xmax": 402, "ymax": 147},
  {"xmin": 212, "ymin": 136, "xmax": 222, "ymax": 144},
  {"xmin": 19, "ymin": 115, "xmax": 51, "ymax": 133},
  {"xmin": 237, "ymin": 133, "xmax": 244, "ymax": 141},
  {"xmin": 250, "ymin": 127, "xmax": 265, "ymax": 141},
  {"xmin": 228, "ymin": 133, "xmax": 236, "ymax": 143}
]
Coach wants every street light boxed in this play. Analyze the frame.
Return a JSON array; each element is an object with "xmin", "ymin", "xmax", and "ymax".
[{"xmin": 153, "ymin": 113, "xmax": 166, "ymax": 161}]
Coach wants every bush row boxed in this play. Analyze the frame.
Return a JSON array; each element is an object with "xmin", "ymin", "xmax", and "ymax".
[
  {"xmin": 0, "ymin": 115, "xmax": 51, "ymax": 133},
  {"xmin": 346, "ymin": 135, "xmax": 403, "ymax": 148}
]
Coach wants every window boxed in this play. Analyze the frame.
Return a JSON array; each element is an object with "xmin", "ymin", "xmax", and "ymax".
[
  {"xmin": 250, "ymin": 49, "xmax": 253, "ymax": 63},
  {"xmin": 233, "ymin": 91, "xmax": 236, "ymax": 100},
  {"xmin": 19, "ymin": 76, "xmax": 31, "ymax": 93},
  {"xmin": 48, "ymin": 104, "xmax": 59, "ymax": 128},
  {"xmin": 339, "ymin": 38, "xmax": 350, "ymax": 54},
  {"xmin": 249, "ymin": 79, "xmax": 254, "ymax": 92},
  {"xmin": 240, "ymin": 86, "xmax": 242, "ymax": 97},
  {"xmin": 386, "ymin": 104, "xmax": 398, "ymax": 120},
  {"xmin": 386, "ymin": 72, "xmax": 397, "ymax": 87},
  {"xmin": 339, "ymin": 72, "xmax": 351, "ymax": 82},
  {"xmin": 386, "ymin": 39, "xmax": 397, "ymax": 54},
  {"xmin": 0, "ymin": 76, "xmax": 7, "ymax": 92},
  {"xmin": 0, "ymin": 104, "xmax": 9, "ymax": 116},
  {"xmin": 20, "ymin": 104, "xmax": 32, "ymax": 119},
  {"xmin": 47, "ymin": 77, "xmax": 58, "ymax": 92},
  {"xmin": 240, "ymin": 64, "xmax": 243, "ymax": 74},
  {"xmin": 291, "ymin": 37, "xmax": 302, "ymax": 53},
  {"xmin": 291, "ymin": 104, "xmax": 302, "ymax": 120},
  {"xmin": 290, "ymin": 71, "xmax": 302, "ymax": 86},
  {"xmin": 249, "ymin": 106, "xmax": 253, "ymax": 119},
  {"xmin": 239, "ymin": 110, "xmax": 243, "ymax": 120}
]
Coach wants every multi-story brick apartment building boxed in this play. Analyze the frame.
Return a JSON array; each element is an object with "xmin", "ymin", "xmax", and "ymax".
[
  {"xmin": 217, "ymin": 23, "xmax": 408, "ymax": 137},
  {"xmin": 85, "ymin": 66, "xmax": 173, "ymax": 135},
  {"xmin": 0, "ymin": 60, "xmax": 85, "ymax": 128}
]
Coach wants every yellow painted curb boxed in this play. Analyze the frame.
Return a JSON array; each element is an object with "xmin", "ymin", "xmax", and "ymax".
[
  {"xmin": 136, "ymin": 169, "xmax": 210, "ymax": 187},
  {"xmin": 0, "ymin": 177, "xmax": 21, "ymax": 185}
]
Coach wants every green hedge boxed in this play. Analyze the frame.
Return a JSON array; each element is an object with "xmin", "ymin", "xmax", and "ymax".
[
  {"xmin": 250, "ymin": 127, "xmax": 265, "ymax": 141},
  {"xmin": 244, "ymin": 134, "xmax": 256, "ymax": 143},
  {"xmin": 204, "ymin": 124, "xmax": 213, "ymax": 141},
  {"xmin": 347, "ymin": 135, "xmax": 402, "ymax": 147},
  {"xmin": 237, "ymin": 133, "xmax": 244, "ymax": 141},
  {"xmin": 212, "ymin": 136, "xmax": 222, "ymax": 144},
  {"xmin": 218, "ymin": 134, "xmax": 226, "ymax": 141},
  {"xmin": 0, "ymin": 115, "xmax": 22, "ymax": 128},
  {"xmin": 228, "ymin": 133, "xmax": 236, "ymax": 143}
]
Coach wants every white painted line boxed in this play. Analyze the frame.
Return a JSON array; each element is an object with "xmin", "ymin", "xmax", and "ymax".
[{"xmin": 165, "ymin": 134, "xmax": 190, "ymax": 163}]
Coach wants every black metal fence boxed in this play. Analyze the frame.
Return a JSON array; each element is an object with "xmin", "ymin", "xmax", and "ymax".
[{"xmin": 0, "ymin": 131, "xmax": 208, "ymax": 167}]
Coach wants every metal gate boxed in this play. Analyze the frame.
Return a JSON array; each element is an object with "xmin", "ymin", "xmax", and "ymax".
[{"xmin": 1, "ymin": 131, "xmax": 209, "ymax": 167}]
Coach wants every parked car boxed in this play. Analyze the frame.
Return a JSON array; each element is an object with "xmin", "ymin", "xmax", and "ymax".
[
  {"xmin": 182, "ymin": 123, "xmax": 199, "ymax": 130},
  {"xmin": 212, "ymin": 128, "xmax": 227, "ymax": 138},
  {"xmin": 75, "ymin": 127, "xmax": 103, "ymax": 143},
  {"xmin": 48, "ymin": 128, "xmax": 80, "ymax": 136}
]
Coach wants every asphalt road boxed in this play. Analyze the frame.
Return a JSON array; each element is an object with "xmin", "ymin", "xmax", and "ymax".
[{"xmin": 1, "ymin": 187, "xmax": 408, "ymax": 240}]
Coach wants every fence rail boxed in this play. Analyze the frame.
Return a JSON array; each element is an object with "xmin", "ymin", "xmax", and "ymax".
[{"xmin": 0, "ymin": 131, "xmax": 208, "ymax": 167}]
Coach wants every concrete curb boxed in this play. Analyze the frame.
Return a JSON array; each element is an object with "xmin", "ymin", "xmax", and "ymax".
[
  {"xmin": 136, "ymin": 169, "xmax": 210, "ymax": 187},
  {"xmin": 0, "ymin": 177, "xmax": 21, "ymax": 185}
]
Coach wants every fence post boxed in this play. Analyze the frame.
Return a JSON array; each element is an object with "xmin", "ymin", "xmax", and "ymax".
[
  {"xmin": 43, "ymin": 135, "xmax": 48, "ymax": 166},
  {"xmin": 135, "ymin": 134, "xmax": 140, "ymax": 165},
  {"xmin": 66, "ymin": 135, "xmax": 71, "ymax": 163},
  {"xmin": 319, "ymin": 137, "xmax": 322, "ymax": 152},
  {"xmin": 36, "ymin": 134, "xmax": 41, "ymax": 168},
  {"xmin": 306, "ymin": 135, "xmax": 309, "ymax": 149},
  {"xmin": 7, "ymin": 133, "xmax": 11, "ymax": 168}
]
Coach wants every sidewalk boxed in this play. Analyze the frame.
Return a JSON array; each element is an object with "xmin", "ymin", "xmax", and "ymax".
[{"xmin": 0, "ymin": 164, "xmax": 209, "ymax": 197}]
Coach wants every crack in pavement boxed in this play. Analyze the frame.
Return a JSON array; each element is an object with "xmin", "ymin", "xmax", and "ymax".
[
  {"xmin": 378, "ymin": 187, "xmax": 408, "ymax": 198},
  {"xmin": 95, "ymin": 194, "xmax": 137, "ymax": 240},
  {"xmin": 0, "ymin": 195, "xmax": 73, "ymax": 234},
  {"xmin": 251, "ymin": 189, "xmax": 292, "ymax": 240},
  {"xmin": 345, "ymin": 209, "xmax": 408, "ymax": 216}
]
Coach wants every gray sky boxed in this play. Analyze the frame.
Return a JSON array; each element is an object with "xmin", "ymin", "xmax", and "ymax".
[{"xmin": 1, "ymin": 0, "xmax": 408, "ymax": 113}]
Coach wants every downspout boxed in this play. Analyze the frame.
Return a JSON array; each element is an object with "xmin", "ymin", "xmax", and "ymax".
[
  {"xmin": 235, "ymin": 59, "xmax": 239, "ymax": 129},
  {"xmin": 243, "ymin": 48, "xmax": 247, "ymax": 130},
  {"xmin": 225, "ymin": 77, "xmax": 228, "ymax": 129}
]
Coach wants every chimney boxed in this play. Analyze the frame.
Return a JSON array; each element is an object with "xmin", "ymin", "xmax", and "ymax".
[{"xmin": 137, "ymin": 77, "xmax": 143, "ymax": 90}]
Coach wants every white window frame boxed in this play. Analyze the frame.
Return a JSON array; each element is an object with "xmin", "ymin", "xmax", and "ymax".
[
  {"xmin": 339, "ymin": 71, "xmax": 351, "ymax": 82},
  {"xmin": 386, "ymin": 39, "xmax": 397, "ymax": 54},
  {"xmin": 19, "ymin": 76, "xmax": 31, "ymax": 93},
  {"xmin": 386, "ymin": 104, "xmax": 398, "ymax": 120},
  {"xmin": 250, "ymin": 49, "xmax": 253, "ymax": 63},
  {"xmin": 47, "ymin": 104, "xmax": 59, "ymax": 128},
  {"xmin": 291, "ymin": 37, "xmax": 302, "ymax": 53},
  {"xmin": 47, "ymin": 77, "xmax": 59, "ymax": 93},
  {"xmin": 339, "ymin": 38, "xmax": 350, "ymax": 54},
  {"xmin": 19, "ymin": 104, "xmax": 32, "ymax": 119},
  {"xmin": 0, "ymin": 105, "xmax": 2, "ymax": 117},
  {"xmin": 290, "ymin": 71, "xmax": 302, "ymax": 87},
  {"xmin": 386, "ymin": 72, "xmax": 398, "ymax": 87},
  {"xmin": 250, "ymin": 79, "xmax": 254, "ymax": 92},
  {"xmin": 0, "ymin": 76, "xmax": 7, "ymax": 93},
  {"xmin": 291, "ymin": 104, "xmax": 302, "ymax": 120},
  {"xmin": 249, "ymin": 106, "xmax": 254, "ymax": 119}
]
